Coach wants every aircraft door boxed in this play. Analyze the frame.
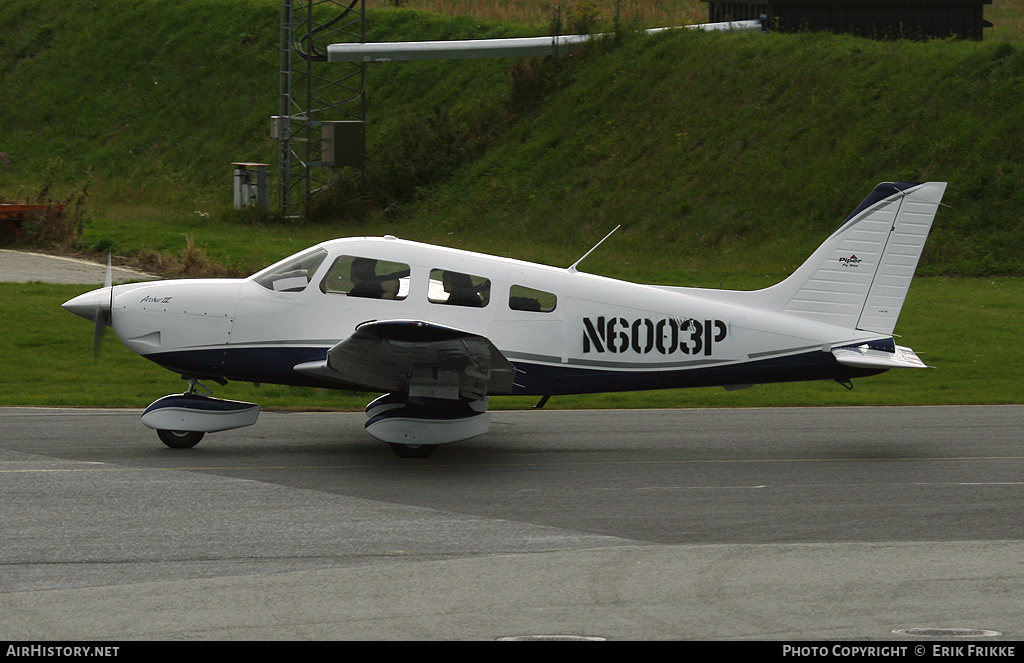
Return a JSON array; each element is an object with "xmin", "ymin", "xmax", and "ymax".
[{"xmin": 490, "ymin": 268, "xmax": 566, "ymax": 364}]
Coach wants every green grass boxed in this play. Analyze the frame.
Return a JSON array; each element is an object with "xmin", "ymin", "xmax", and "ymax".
[
  {"xmin": 2, "ymin": 278, "xmax": 1021, "ymax": 410},
  {"xmin": 2, "ymin": 1, "xmax": 1024, "ymax": 280}
]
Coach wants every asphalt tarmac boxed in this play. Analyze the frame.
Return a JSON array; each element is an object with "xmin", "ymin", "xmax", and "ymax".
[
  {"xmin": 1, "ymin": 405, "xmax": 1022, "ymax": 641},
  {"xmin": 0, "ymin": 249, "xmax": 157, "ymax": 285}
]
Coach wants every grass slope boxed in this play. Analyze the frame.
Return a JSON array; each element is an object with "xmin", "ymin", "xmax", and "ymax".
[
  {"xmin": 0, "ymin": 0, "xmax": 280, "ymax": 189},
  {"xmin": 0, "ymin": 1, "xmax": 1022, "ymax": 279},
  {"xmin": 409, "ymin": 29, "xmax": 1024, "ymax": 281}
]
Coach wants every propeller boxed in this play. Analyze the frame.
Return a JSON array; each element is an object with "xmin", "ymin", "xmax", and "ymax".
[
  {"xmin": 92, "ymin": 254, "xmax": 113, "ymax": 356},
  {"xmin": 61, "ymin": 254, "xmax": 114, "ymax": 357}
]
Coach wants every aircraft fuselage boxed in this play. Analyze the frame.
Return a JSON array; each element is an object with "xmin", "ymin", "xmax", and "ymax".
[{"xmin": 103, "ymin": 236, "xmax": 886, "ymax": 395}]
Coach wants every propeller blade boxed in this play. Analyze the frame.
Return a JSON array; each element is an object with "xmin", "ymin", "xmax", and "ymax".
[
  {"xmin": 92, "ymin": 254, "xmax": 114, "ymax": 357},
  {"xmin": 93, "ymin": 307, "xmax": 110, "ymax": 357}
]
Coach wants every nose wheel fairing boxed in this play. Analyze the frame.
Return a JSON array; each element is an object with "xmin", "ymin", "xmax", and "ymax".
[{"xmin": 142, "ymin": 392, "xmax": 260, "ymax": 448}]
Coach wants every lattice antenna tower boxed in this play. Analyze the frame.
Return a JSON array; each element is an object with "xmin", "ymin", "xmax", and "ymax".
[{"xmin": 277, "ymin": 0, "xmax": 366, "ymax": 215}]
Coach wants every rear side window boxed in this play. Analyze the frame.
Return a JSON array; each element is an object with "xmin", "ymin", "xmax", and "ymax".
[
  {"xmin": 509, "ymin": 285, "xmax": 556, "ymax": 312},
  {"xmin": 428, "ymin": 269, "xmax": 490, "ymax": 307},
  {"xmin": 321, "ymin": 255, "xmax": 410, "ymax": 300}
]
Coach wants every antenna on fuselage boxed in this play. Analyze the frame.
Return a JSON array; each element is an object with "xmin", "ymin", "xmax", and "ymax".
[{"xmin": 568, "ymin": 225, "xmax": 621, "ymax": 273}]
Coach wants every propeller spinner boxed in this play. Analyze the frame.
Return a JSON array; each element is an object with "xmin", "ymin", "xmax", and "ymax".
[{"xmin": 61, "ymin": 255, "xmax": 114, "ymax": 356}]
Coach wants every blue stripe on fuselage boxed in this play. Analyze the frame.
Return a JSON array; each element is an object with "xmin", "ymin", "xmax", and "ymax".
[
  {"xmin": 508, "ymin": 350, "xmax": 882, "ymax": 395},
  {"xmin": 144, "ymin": 346, "xmax": 342, "ymax": 388},
  {"xmin": 142, "ymin": 345, "xmax": 883, "ymax": 395}
]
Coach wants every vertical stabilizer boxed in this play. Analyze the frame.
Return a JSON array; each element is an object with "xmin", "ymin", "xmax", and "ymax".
[{"xmin": 759, "ymin": 182, "xmax": 946, "ymax": 333}]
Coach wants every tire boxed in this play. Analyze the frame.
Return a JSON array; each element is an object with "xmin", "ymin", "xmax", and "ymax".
[
  {"xmin": 388, "ymin": 443, "xmax": 437, "ymax": 458},
  {"xmin": 157, "ymin": 429, "xmax": 205, "ymax": 449}
]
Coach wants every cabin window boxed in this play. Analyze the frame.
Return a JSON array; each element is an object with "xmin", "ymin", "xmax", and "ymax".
[
  {"xmin": 320, "ymin": 255, "xmax": 410, "ymax": 300},
  {"xmin": 252, "ymin": 248, "xmax": 328, "ymax": 292},
  {"xmin": 428, "ymin": 269, "xmax": 490, "ymax": 307},
  {"xmin": 508, "ymin": 285, "xmax": 557, "ymax": 313}
]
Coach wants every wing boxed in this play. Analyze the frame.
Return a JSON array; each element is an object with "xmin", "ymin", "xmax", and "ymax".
[{"xmin": 293, "ymin": 320, "xmax": 516, "ymax": 400}]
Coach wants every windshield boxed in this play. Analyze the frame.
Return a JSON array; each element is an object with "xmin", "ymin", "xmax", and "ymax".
[{"xmin": 251, "ymin": 248, "xmax": 328, "ymax": 292}]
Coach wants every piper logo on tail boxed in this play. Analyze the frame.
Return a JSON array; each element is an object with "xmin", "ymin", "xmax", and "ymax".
[{"xmin": 839, "ymin": 254, "xmax": 862, "ymax": 267}]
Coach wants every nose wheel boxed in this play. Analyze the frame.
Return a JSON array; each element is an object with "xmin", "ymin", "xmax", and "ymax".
[
  {"xmin": 157, "ymin": 429, "xmax": 205, "ymax": 449},
  {"xmin": 388, "ymin": 443, "xmax": 437, "ymax": 458}
]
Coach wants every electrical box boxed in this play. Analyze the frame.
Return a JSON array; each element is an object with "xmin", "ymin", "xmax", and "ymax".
[
  {"xmin": 270, "ymin": 116, "xmax": 290, "ymax": 140},
  {"xmin": 232, "ymin": 163, "xmax": 269, "ymax": 210},
  {"xmin": 321, "ymin": 121, "xmax": 366, "ymax": 168}
]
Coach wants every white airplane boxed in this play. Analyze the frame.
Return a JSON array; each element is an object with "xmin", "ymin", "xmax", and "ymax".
[{"xmin": 63, "ymin": 181, "xmax": 946, "ymax": 457}]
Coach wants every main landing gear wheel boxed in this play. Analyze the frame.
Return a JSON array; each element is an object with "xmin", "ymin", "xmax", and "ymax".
[
  {"xmin": 157, "ymin": 429, "xmax": 205, "ymax": 449},
  {"xmin": 388, "ymin": 443, "xmax": 437, "ymax": 458}
]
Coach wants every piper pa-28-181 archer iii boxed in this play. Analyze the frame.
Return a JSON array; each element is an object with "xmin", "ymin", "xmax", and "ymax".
[{"xmin": 63, "ymin": 181, "xmax": 946, "ymax": 457}]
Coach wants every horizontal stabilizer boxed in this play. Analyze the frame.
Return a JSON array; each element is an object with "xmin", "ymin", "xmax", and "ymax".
[{"xmin": 832, "ymin": 344, "xmax": 928, "ymax": 370}]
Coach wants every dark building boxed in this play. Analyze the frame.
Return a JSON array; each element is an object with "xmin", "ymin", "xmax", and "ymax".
[{"xmin": 705, "ymin": 0, "xmax": 992, "ymax": 40}]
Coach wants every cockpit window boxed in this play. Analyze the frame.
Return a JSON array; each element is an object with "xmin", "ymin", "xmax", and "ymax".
[
  {"xmin": 320, "ymin": 255, "xmax": 410, "ymax": 300},
  {"xmin": 509, "ymin": 285, "xmax": 557, "ymax": 312},
  {"xmin": 252, "ymin": 248, "xmax": 328, "ymax": 292},
  {"xmin": 428, "ymin": 269, "xmax": 490, "ymax": 307}
]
